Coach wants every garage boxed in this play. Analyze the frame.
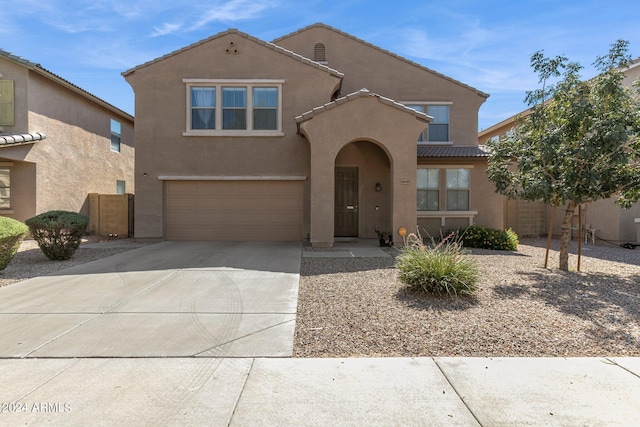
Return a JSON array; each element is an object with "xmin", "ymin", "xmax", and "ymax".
[{"xmin": 164, "ymin": 179, "xmax": 304, "ymax": 241}]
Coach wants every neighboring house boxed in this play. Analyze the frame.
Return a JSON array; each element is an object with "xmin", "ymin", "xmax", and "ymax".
[
  {"xmin": 0, "ymin": 49, "xmax": 134, "ymax": 224},
  {"xmin": 123, "ymin": 23, "xmax": 502, "ymax": 246},
  {"xmin": 479, "ymin": 59, "xmax": 640, "ymax": 243}
]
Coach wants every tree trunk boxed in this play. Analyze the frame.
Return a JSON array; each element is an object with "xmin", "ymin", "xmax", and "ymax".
[{"xmin": 559, "ymin": 201, "xmax": 577, "ymax": 271}]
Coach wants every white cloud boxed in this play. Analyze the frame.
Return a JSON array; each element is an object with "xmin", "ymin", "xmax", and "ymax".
[
  {"xmin": 190, "ymin": 0, "xmax": 276, "ymax": 30},
  {"xmin": 151, "ymin": 22, "xmax": 183, "ymax": 37}
]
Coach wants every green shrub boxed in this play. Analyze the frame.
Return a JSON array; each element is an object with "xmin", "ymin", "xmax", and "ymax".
[
  {"xmin": 25, "ymin": 210, "xmax": 89, "ymax": 260},
  {"xmin": 0, "ymin": 217, "xmax": 28, "ymax": 270},
  {"xmin": 449, "ymin": 225, "xmax": 519, "ymax": 251},
  {"xmin": 396, "ymin": 232, "xmax": 479, "ymax": 296}
]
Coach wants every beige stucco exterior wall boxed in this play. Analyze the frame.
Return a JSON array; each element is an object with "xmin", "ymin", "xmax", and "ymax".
[
  {"xmin": 0, "ymin": 56, "xmax": 134, "ymax": 223},
  {"xmin": 125, "ymin": 32, "xmax": 342, "ymax": 239},
  {"xmin": 547, "ymin": 200, "xmax": 640, "ymax": 243},
  {"xmin": 275, "ymin": 26, "xmax": 487, "ymax": 146}
]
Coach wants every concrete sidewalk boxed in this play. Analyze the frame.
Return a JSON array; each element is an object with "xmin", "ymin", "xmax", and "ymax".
[{"xmin": 1, "ymin": 357, "xmax": 638, "ymax": 425}]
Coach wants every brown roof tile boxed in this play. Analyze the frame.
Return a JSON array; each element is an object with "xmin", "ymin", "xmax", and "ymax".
[{"xmin": 417, "ymin": 145, "xmax": 489, "ymax": 158}]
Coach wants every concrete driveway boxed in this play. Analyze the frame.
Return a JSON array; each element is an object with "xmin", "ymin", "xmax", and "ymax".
[{"xmin": 0, "ymin": 241, "xmax": 301, "ymax": 358}]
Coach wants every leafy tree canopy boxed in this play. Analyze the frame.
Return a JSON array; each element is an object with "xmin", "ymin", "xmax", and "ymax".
[
  {"xmin": 487, "ymin": 39, "xmax": 640, "ymax": 209},
  {"xmin": 486, "ymin": 40, "xmax": 640, "ymax": 270}
]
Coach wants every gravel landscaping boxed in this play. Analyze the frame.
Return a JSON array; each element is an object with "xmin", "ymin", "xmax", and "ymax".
[
  {"xmin": 0, "ymin": 238, "xmax": 143, "ymax": 288},
  {"xmin": 3, "ymin": 237, "xmax": 638, "ymax": 357},
  {"xmin": 294, "ymin": 238, "xmax": 640, "ymax": 357}
]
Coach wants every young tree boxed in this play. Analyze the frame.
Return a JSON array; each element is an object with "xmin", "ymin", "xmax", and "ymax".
[{"xmin": 487, "ymin": 40, "xmax": 640, "ymax": 271}]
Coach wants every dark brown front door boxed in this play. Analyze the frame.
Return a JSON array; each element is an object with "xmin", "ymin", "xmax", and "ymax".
[{"xmin": 334, "ymin": 167, "xmax": 358, "ymax": 236}]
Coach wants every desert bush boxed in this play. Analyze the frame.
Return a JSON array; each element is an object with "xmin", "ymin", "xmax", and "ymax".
[
  {"xmin": 449, "ymin": 225, "xmax": 519, "ymax": 251},
  {"xmin": 25, "ymin": 210, "xmax": 89, "ymax": 260},
  {"xmin": 0, "ymin": 216, "xmax": 28, "ymax": 270},
  {"xmin": 396, "ymin": 231, "xmax": 479, "ymax": 296}
]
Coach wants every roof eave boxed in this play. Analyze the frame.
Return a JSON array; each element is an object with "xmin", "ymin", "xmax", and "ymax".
[
  {"xmin": 274, "ymin": 23, "xmax": 490, "ymax": 99},
  {"xmin": 296, "ymin": 88, "xmax": 433, "ymax": 124},
  {"xmin": 123, "ymin": 28, "xmax": 344, "ymax": 81},
  {"xmin": 0, "ymin": 49, "xmax": 133, "ymax": 122}
]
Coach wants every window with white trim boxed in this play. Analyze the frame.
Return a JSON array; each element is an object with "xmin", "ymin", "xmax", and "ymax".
[
  {"xmin": 427, "ymin": 105, "xmax": 449, "ymax": 142},
  {"xmin": 417, "ymin": 168, "xmax": 439, "ymax": 210},
  {"xmin": 0, "ymin": 80, "xmax": 15, "ymax": 126},
  {"xmin": 445, "ymin": 169, "xmax": 470, "ymax": 210},
  {"xmin": 417, "ymin": 167, "xmax": 470, "ymax": 211},
  {"xmin": 191, "ymin": 87, "xmax": 215, "ymax": 129},
  {"xmin": 185, "ymin": 80, "xmax": 283, "ymax": 136},
  {"xmin": 405, "ymin": 103, "xmax": 450, "ymax": 143},
  {"xmin": 110, "ymin": 119, "xmax": 121, "ymax": 152},
  {"xmin": 0, "ymin": 167, "xmax": 10, "ymax": 209},
  {"xmin": 116, "ymin": 180, "xmax": 126, "ymax": 194}
]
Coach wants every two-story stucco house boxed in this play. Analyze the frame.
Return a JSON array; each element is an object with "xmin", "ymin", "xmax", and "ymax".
[
  {"xmin": 124, "ymin": 23, "xmax": 502, "ymax": 246},
  {"xmin": 0, "ymin": 49, "xmax": 134, "ymax": 223}
]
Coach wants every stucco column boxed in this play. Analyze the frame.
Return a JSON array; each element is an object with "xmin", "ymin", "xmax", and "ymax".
[
  {"xmin": 309, "ymin": 146, "xmax": 336, "ymax": 247},
  {"xmin": 391, "ymin": 147, "xmax": 417, "ymax": 246}
]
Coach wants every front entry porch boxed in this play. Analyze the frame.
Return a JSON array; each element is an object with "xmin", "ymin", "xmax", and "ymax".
[{"xmin": 295, "ymin": 89, "xmax": 431, "ymax": 247}]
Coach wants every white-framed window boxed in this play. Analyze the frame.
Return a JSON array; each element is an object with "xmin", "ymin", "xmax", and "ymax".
[
  {"xmin": 417, "ymin": 167, "xmax": 471, "ymax": 212},
  {"xmin": 116, "ymin": 180, "xmax": 126, "ymax": 195},
  {"xmin": 110, "ymin": 119, "xmax": 121, "ymax": 152},
  {"xmin": 427, "ymin": 105, "xmax": 449, "ymax": 142},
  {"xmin": 0, "ymin": 166, "xmax": 10, "ymax": 209},
  {"xmin": 417, "ymin": 168, "xmax": 439, "ymax": 210},
  {"xmin": 405, "ymin": 103, "xmax": 451, "ymax": 143},
  {"xmin": 184, "ymin": 79, "xmax": 284, "ymax": 136},
  {"xmin": 0, "ymin": 80, "xmax": 15, "ymax": 126},
  {"xmin": 445, "ymin": 169, "xmax": 470, "ymax": 210},
  {"xmin": 191, "ymin": 87, "xmax": 216, "ymax": 129}
]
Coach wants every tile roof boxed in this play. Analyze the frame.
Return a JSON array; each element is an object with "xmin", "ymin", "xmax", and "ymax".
[
  {"xmin": 0, "ymin": 132, "xmax": 46, "ymax": 146},
  {"xmin": 0, "ymin": 49, "xmax": 133, "ymax": 122},
  {"xmin": 417, "ymin": 145, "xmax": 490, "ymax": 158},
  {"xmin": 295, "ymin": 88, "xmax": 432, "ymax": 123}
]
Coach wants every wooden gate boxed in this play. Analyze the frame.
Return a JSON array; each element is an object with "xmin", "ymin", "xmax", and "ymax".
[{"xmin": 88, "ymin": 193, "xmax": 134, "ymax": 238}]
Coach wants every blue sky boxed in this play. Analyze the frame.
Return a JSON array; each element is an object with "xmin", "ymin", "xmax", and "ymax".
[{"xmin": 2, "ymin": 0, "xmax": 639, "ymax": 130}]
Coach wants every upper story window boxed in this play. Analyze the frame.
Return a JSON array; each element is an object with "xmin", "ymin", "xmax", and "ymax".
[
  {"xmin": 222, "ymin": 87, "xmax": 247, "ymax": 129},
  {"xmin": 0, "ymin": 80, "xmax": 15, "ymax": 126},
  {"xmin": 184, "ymin": 79, "xmax": 284, "ymax": 137},
  {"xmin": 110, "ymin": 119, "xmax": 121, "ymax": 152},
  {"xmin": 191, "ymin": 87, "xmax": 216, "ymax": 129},
  {"xmin": 406, "ymin": 103, "xmax": 451, "ymax": 143},
  {"xmin": 428, "ymin": 105, "xmax": 450, "ymax": 142}
]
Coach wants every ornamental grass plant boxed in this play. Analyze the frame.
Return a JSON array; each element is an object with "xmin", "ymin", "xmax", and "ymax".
[{"xmin": 395, "ymin": 230, "xmax": 479, "ymax": 297}]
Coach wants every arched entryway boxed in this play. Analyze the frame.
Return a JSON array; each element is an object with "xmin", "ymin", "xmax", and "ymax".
[
  {"xmin": 296, "ymin": 89, "xmax": 430, "ymax": 247},
  {"xmin": 334, "ymin": 140, "xmax": 391, "ymax": 238}
]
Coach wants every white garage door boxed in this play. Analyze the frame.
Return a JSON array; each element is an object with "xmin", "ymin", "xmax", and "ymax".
[{"xmin": 165, "ymin": 180, "xmax": 303, "ymax": 241}]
